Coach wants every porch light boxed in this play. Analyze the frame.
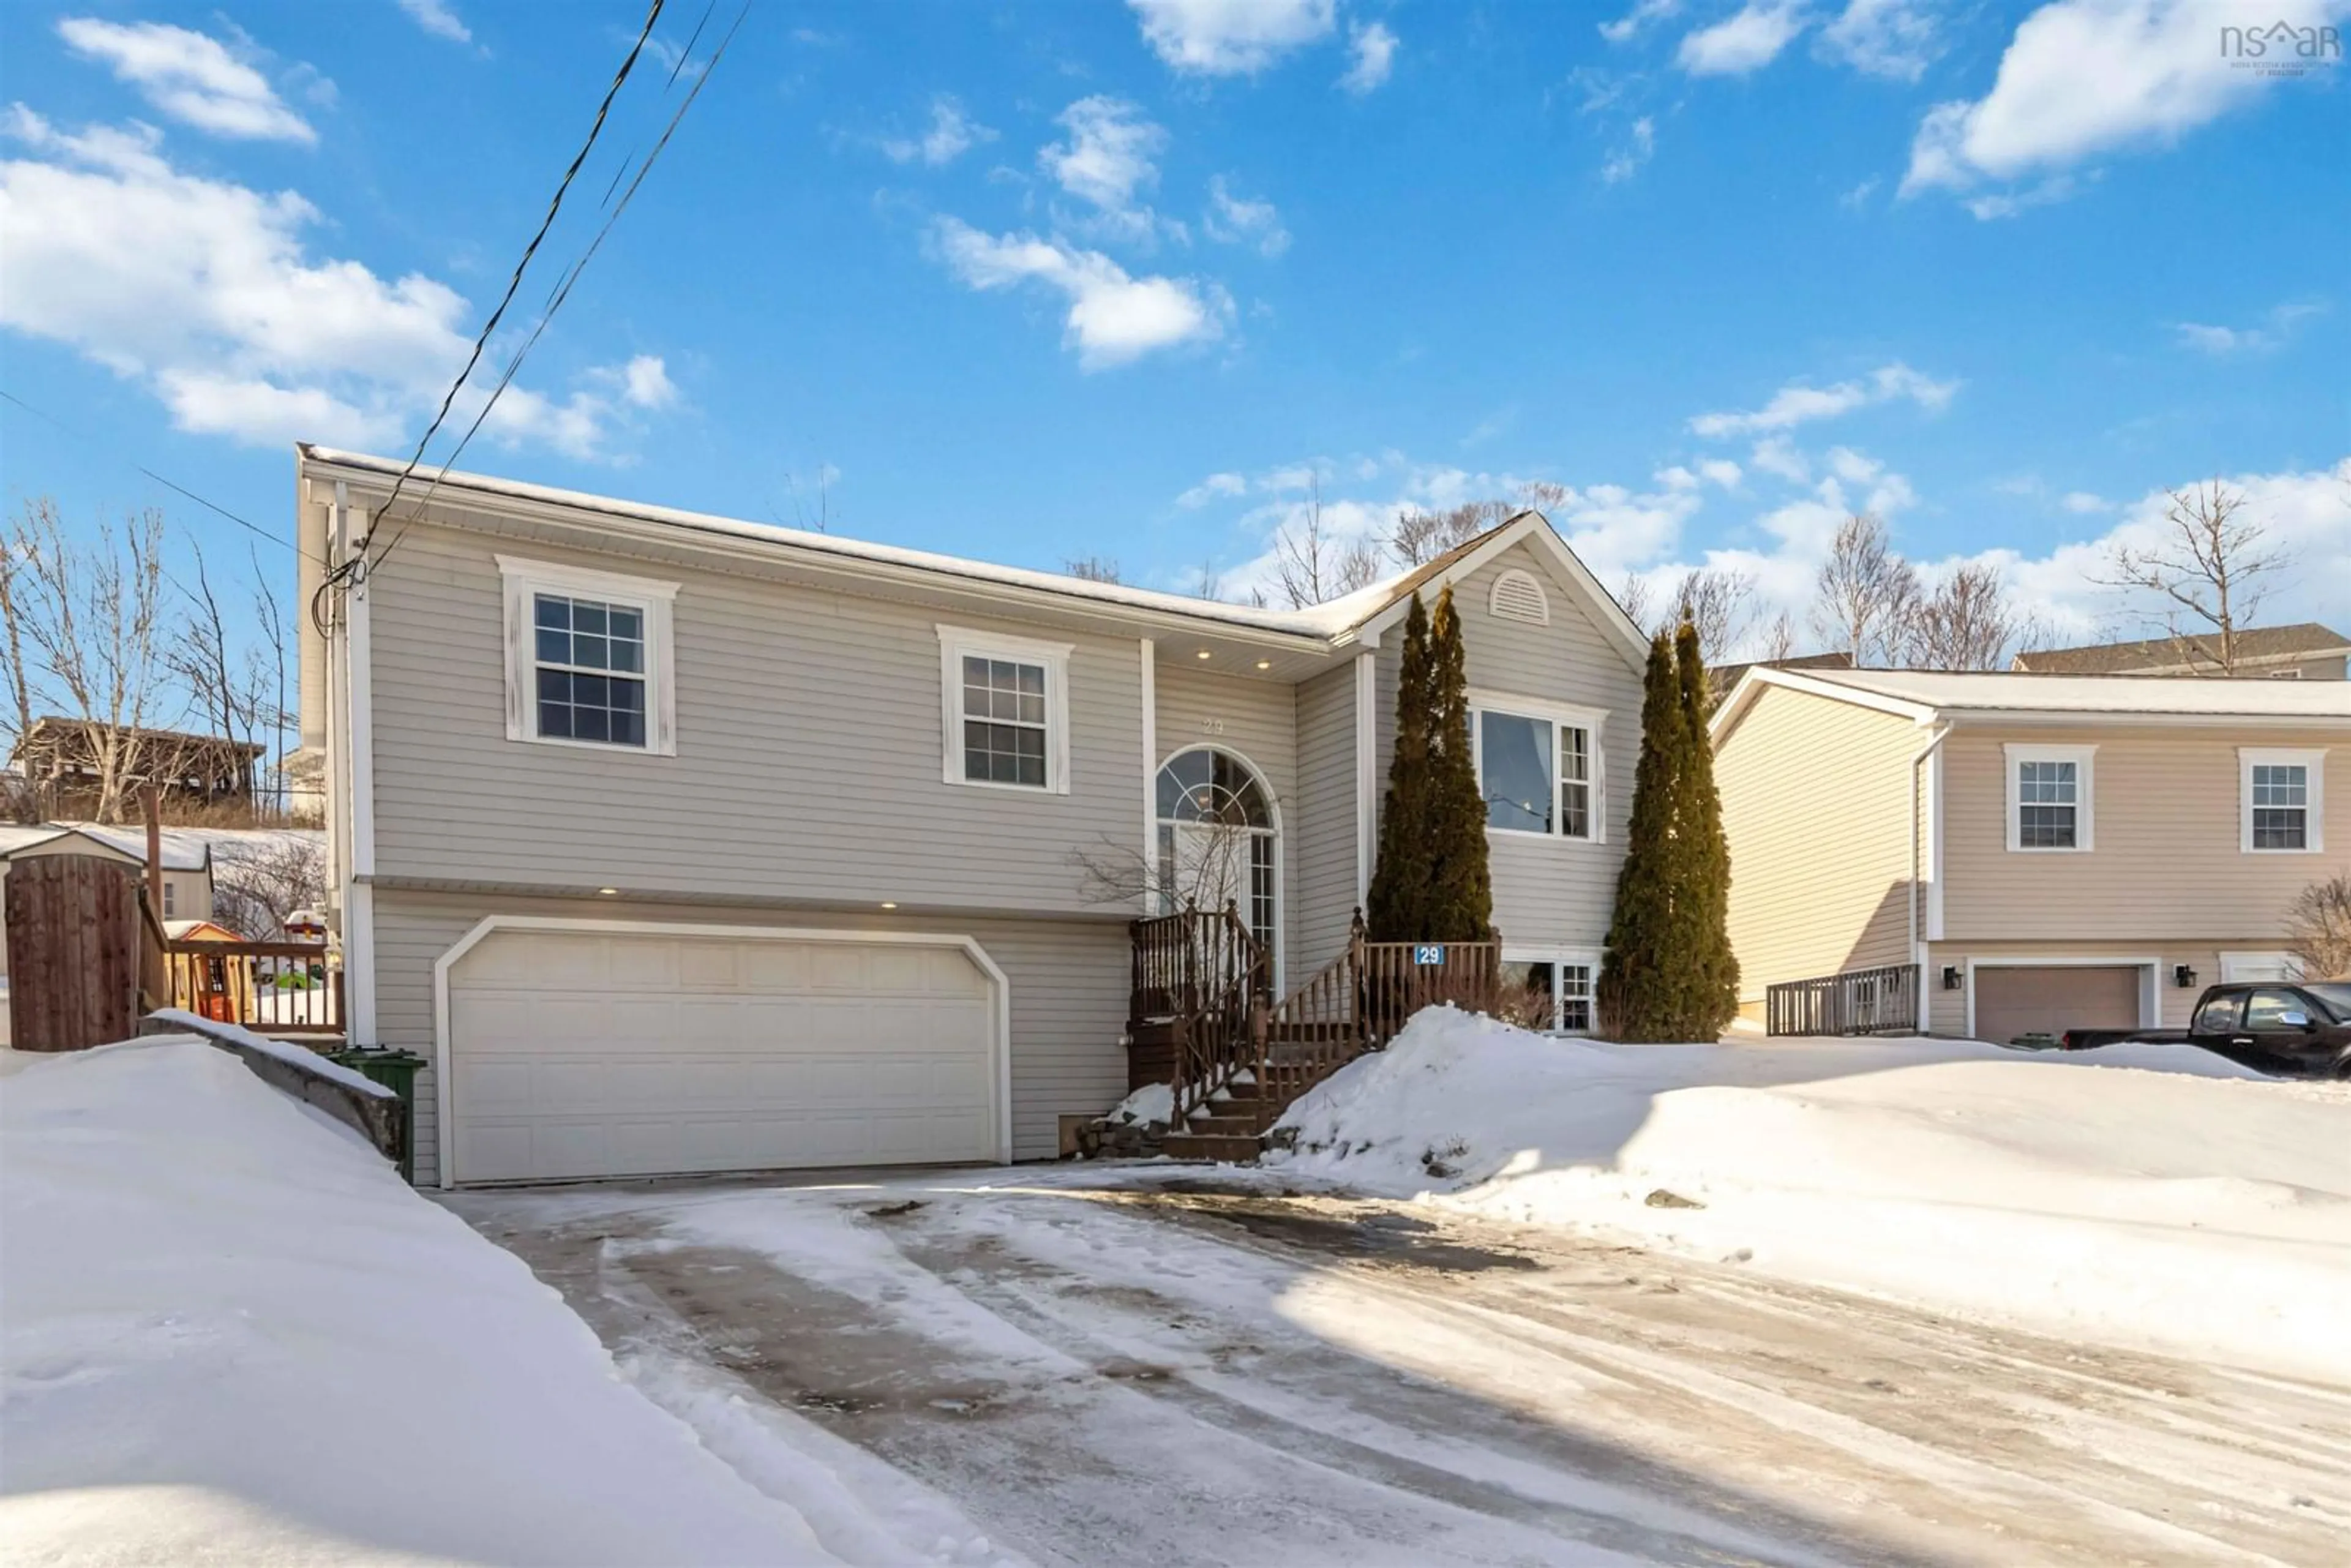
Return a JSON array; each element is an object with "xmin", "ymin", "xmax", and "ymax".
[
  {"xmin": 2174, "ymin": 964, "xmax": 2198, "ymax": 988},
  {"xmin": 1255, "ymin": 659, "xmax": 1272, "ymax": 670},
  {"xmin": 597, "ymin": 887, "xmax": 620, "ymax": 896},
  {"xmin": 1941, "ymin": 966, "xmax": 1962, "ymax": 991},
  {"xmin": 1196, "ymin": 649, "xmax": 1213, "ymax": 659},
  {"xmin": 880, "ymin": 901, "xmax": 898, "ymax": 910}
]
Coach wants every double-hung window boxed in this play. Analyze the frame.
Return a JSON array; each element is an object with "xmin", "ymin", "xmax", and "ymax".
[
  {"xmin": 2240, "ymin": 749, "xmax": 2325, "ymax": 853},
  {"xmin": 1470, "ymin": 691, "xmax": 1603, "ymax": 842},
  {"xmin": 498, "ymin": 557, "xmax": 678, "ymax": 755},
  {"xmin": 938, "ymin": 626, "xmax": 1072, "ymax": 794},
  {"xmin": 1499, "ymin": 953, "xmax": 1597, "ymax": 1034},
  {"xmin": 2004, "ymin": 743, "xmax": 2094, "ymax": 852}
]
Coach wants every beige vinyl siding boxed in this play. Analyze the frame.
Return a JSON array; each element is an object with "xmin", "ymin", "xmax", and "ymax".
[
  {"xmin": 372, "ymin": 887, "xmax": 1129, "ymax": 1186},
  {"xmin": 1291, "ymin": 662, "xmax": 1360, "ymax": 977},
  {"xmin": 366, "ymin": 520, "xmax": 1142, "ymax": 915},
  {"xmin": 1939, "ymin": 727, "xmax": 2342, "ymax": 942},
  {"xmin": 1152, "ymin": 664, "xmax": 1302, "ymax": 973},
  {"xmin": 1717, "ymin": 685, "xmax": 1924, "ymax": 1002},
  {"xmin": 1371, "ymin": 542, "xmax": 1642, "ymax": 946}
]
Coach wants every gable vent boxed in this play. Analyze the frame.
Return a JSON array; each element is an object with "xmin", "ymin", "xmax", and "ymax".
[{"xmin": 1488, "ymin": 568, "xmax": 1550, "ymax": 625}]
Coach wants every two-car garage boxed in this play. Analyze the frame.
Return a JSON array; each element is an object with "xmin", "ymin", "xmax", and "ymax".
[{"xmin": 438, "ymin": 922, "xmax": 1006, "ymax": 1187}]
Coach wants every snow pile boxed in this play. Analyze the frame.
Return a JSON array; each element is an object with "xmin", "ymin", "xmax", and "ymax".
[
  {"xmin": 1103, "ymin": 1080, "xmax": 1173, "ymax": 1127},
  {"xmin": 1269, "ymin": 1008, "xmax": 2351, "ymax": 1380},
  {"xmin": 147, "ymin": 1008, "xmax": 394, "ymax": 1098},
  {"xmin": 0, "ymin": 1039, "xmax": 844, "ymax": 1567}
]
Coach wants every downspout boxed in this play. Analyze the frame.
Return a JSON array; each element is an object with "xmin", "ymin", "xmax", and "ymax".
[{"xmin": 1909, "ymin": 721, "xmax": 1951, "ymax": 1000}]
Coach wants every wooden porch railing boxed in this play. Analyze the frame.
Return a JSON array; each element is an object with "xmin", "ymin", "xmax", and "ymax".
[
  {"xmin": 161, "ymin": 940, "xmax": 345, "ymax": 1037},
  {"xmin": 1131, "ymin": 904, "xmax": 1269, "ymax": 1126},
  {"xmin": 1249, "ymin": 914, "xmax": 1503, "ymax": 1120},
  {"xmin": 1765, "ymin": 962, "xmax": 1919, "ymax": 1037}
]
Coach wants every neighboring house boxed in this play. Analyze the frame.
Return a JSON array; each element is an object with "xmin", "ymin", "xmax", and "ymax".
[
  {"xmin": 1712, "ymin": 667, "xmax": 2350, "ymax": 1043},
  {"xmin": 294, "ymin": 445, "xmax": 1649, "ymax": 1188},
  {"xmin": 2013, "ymin": 623, "xmax": 2350, "ymax": 680},
  {"xmin": 1706, "ymin": 650, "xmax": 1853, "ymax": 707},
  {"xmin": 9, "ymin": 718, "xmax": 268, "ymax": 812}
]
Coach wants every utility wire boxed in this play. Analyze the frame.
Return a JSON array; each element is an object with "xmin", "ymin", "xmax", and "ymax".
[
  {"xmin": 355, "ymin": 1, "xmax": 746, "ymax": 590},
  {"xmin": 0, "ymin": 386, "xmax": 327, "ymax": 568},
  {"xmin": 331, "ymin": 0, "xmax": 665, "ymax": 595}
]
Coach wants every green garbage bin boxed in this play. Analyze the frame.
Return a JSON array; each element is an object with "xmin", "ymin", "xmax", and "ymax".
[{"xmin": 331, "ymin": 1048, "xmax": 424, "ymax": 1182}]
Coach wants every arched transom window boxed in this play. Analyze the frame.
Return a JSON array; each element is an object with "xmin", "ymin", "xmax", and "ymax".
[{"xmin": 1156, "ymin": 747, "xmax": 1278, "ymax": 960}]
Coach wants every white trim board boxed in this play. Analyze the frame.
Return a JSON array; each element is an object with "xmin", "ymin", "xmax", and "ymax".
[
  {"xmin": 1961, "ymin": 954, "xmax": 2161, "ymax": 1040},
  {"xmin": 429, "ymin": 915, "xmax": 1014, "ymax": 1188}
]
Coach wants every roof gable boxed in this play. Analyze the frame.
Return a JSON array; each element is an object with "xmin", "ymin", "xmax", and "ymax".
[{"xmin": 1352, "ymin": 512, "xmax": 1651, "ymax": 672}]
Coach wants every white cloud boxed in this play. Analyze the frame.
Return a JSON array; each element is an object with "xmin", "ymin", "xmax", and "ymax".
[
  {"xmin": 1818, "ymin": 0, "xmax": 1941, "ymax": 81},
  {"xmin": 1202, "ymin": 175, "xmax": 1289, "ymax": 257},
  {"xmin": 397, "ymin": 0, "xmax": 474, "ymax": 46},
  {"xmin": 2172, "ymin": 300, "xmax": 2327, "ymax": 356},
  {"xmin": 1840, "ymin": 176, "xmax": 1881, "ymax": 207},
  {"xmin": 1900, "ymin": 0, "xmax": 2344, "ymax": 204},
  {"xmin": 882, "ymin": 95, "xmax": 994, "ymax": 167},
  {"xmin": 2060, "ymin": 490, "xmax": 2111, "ymax": 513},
  {"xmin": 1600, "ymin": 0, "xmax": 1682, "ymax": 44},
  {"xmin": 1041, "ymin": 96, "xmax": 1165, "ymax": 217},
  {"xmin": 0, "ymin": 108, "xmax": 666, "ymax": 455},
  {"xmin": 1691, "ymin": 362, "xmax": 1958, "ymax": 438},
  {"xmin": 1602, "ymin": 116, "xmax": 1657, "ymax": 183},
  {"xmin": 1699, "ymin": 459, "xmax": 1744, "ymax": 488},
  {"xmin": 618, "ymin": 354, "xmax": 676, "ymax": 409},
  {"xmin": 1750, "ymin": 435, "xmax": 1811, "ymax": 482},
  {"xmin": 57, "ymin": 18, "xmax": 315, "ymax": 143},
  {"xmin": 930, "ymin": 217, "xmax": 1229, "ymax": 369},
  {"xmin": 1339, "ymin": 21, "xmax": 1398, "ymax": 93},
  {"xmin": 1128, "ymin": 0, "xmax": 1337, "ymax": 75},
  {"xmin": 1676, "ymin": 1, "xmax": 1809, "ymax": 75},
  {"xmin": 1177, "ymin": 471, "xmax": 1248, "ymax": 507}
]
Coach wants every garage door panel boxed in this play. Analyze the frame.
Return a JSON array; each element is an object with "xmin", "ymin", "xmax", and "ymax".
[
  {"xmin": 448, "ymin": 928, "xmax": 999, "ymax": 1184},
  {"xmin": 1974, "ymin": 964, "xmax": 2140, "ymax": 1043}
]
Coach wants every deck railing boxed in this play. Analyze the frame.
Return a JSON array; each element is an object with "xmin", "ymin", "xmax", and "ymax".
[
  {"xmin": 1764, "ymin": 962, "xmax": 1919, "ymax": 1037},
  {"xmin": 161, "ymin": 940, "xmax": 344, "ymax": 1037}
]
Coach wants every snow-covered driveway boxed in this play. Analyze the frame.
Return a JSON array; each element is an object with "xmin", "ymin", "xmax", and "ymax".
[{"xmin": 452, "ymin": 1165, "xmax": 2351, "ymax": 1568}]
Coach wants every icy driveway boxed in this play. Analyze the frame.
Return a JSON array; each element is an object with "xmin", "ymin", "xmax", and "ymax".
[{"xmin": 450, "ymin": 1165, "xmax": 2351, "ymax": 1568}]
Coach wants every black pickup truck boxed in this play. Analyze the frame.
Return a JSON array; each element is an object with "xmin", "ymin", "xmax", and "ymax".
[{"xmin": 2061, "ymin": 980, "xmax": 2351, "ymax": 1078}]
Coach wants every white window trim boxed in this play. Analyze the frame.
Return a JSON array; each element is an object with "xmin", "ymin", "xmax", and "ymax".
[
  {"xmin": 1467, "ymin": 688, "xmax": 1607, "ymax": 844},
  {"xmin": 2239, "ymin": 747, "xmax": 2325, "ymax": 854},
  {"xmin": 497, "ymin": 556, "xmax": 678, "ymax": 757},
  {"xmin": 2003, "ymin": 741, "xmax": 2094, "ymax": 853},
  {"xmin": 938, "ymin": 625, "xmax": 1074, "ymax": 796},
  {"xmin": 1501, "ymin": 945, "xmax": 1602, "ymax": 1035}
]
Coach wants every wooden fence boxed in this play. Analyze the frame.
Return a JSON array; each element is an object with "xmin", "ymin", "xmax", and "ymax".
[{"xmin": 4, "ymin": 855, "xmax": 143, "ymax": 1052}]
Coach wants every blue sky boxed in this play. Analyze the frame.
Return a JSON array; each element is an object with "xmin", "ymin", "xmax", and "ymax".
[{"xmin": 2, "ymin": 0, "xmax": 2345, "ymax": 661}]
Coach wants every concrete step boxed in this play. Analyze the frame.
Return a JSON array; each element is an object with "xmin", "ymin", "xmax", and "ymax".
[
  {"xmin": 1160, "ymin": 1131, "xmax": 1263, "ymax": 1163},
  {"xmin": 1183, "ymin": 1112, "xmax": 1260, "ymax": 1138}
]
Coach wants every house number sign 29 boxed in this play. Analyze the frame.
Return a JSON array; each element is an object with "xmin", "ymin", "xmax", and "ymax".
[
  {"xmin": 1198, "ymin": 718, "xmax": 1227, "ymax": 734},
  {"xmin": 1413, "ymin": 944, "xmax": 1445, "ymax": 966}
]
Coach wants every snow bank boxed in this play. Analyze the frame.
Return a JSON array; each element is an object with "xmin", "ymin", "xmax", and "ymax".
[
  {"xmin": 148, "ymin": 1008, "xmax": 394, "ymax": 1098},
  {"xmin": 1269, "ymin": 1009, "xmax": 2351, "ymax": 1381},
  {"xmin": 0, "ymin": 1039, "xmax": 843, "ymax": 1566}
]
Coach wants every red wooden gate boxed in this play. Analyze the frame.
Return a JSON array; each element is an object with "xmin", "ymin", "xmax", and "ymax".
[{"xmin": 4, "ymin": 854, "xmax": 143, "ymax": 1052}]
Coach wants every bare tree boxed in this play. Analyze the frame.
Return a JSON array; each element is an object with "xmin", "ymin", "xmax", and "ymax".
[
  {"xmin": 1613, "ymin": 573, "xmax": 1655, "ymax": 632},
  {"xmin": 1897, "ymin": 561, "xmax": 2040, "ymax": 670},
  {"xmin": 1670, "ymin": 567, "xmax": 1758, "ymax": 667},
  {"xmin": 2284, "ymin": 872, "xmax": 2351, "ymax": 979},
  {"xmin": 247, "ymin": 545, "xmax": 293, "ymax": 815},
  {"xmin": 1810, "ymin": 512, "xmax": 1918, "ymax": 666},
  {"xmin": 1385, "ymin": 500, "xmax": 1511, "ymax": 567},
  {"xmin": 1070, "ymin": 821, "xmax": 1259, "ymax": 915},
  {"xmin": 1516, "ymin": 480, "xmax": 1571, "ymax": 513},
  {"xmin": 2101, "ymin": 481, "xmax": 2292, "ymax": 673},
  {"xmin": 1758, "ymin": 611, "xmax": 1798, "ymax": 662},
  {"xmin": 1, "ymin": 499, "xmax": 182, "ymax": 823},
  {"xmin": 1271, "ymin": 478, "xmax": 1381, "ymax": 607},
  {"xmin": 1064, "ymin": 556, "xmax": 1122, "ymax": 583},
  {"xmin": 211, "ymin": 833, "xmax": 328, "ymax": 940}
]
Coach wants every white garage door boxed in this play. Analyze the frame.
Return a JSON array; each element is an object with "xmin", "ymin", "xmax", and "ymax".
[{"xmin": 446, "ymin": 926, "xmax": 999, "ymax": 1184}]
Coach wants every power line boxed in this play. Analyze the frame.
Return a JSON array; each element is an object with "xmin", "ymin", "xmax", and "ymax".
[
  {"xmin": 356, "ymin": 0, "xmax": 746, "ymax": 589},
  {"xmin": 333, "ymin": 0, "xmax": 666, "ymax": 594},
  {"xmin": 0, "ymin": 386, "xmax": 326, "ymax": 568}
]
